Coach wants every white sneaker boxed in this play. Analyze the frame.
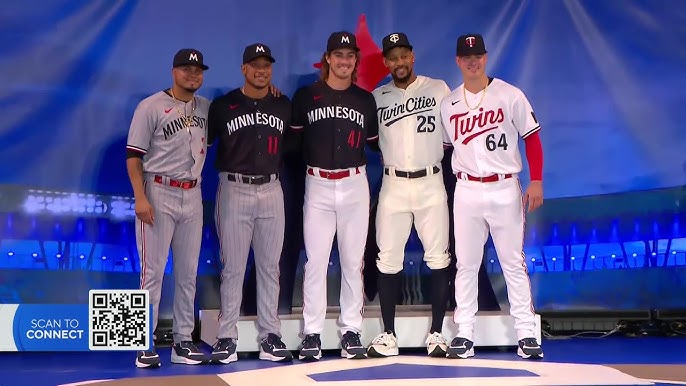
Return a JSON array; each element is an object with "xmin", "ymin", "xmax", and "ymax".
[
  {"xmin": 426, "ymin": 332, "xmax": 448, "ymax": 357},
  {"xmin": 367, "ymin": 332, "xmax": 399, "ymax": 357}
]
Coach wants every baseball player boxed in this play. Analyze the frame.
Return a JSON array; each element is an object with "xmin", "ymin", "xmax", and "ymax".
[
  {"xmin": 367, "ymin": 32, "xmax": 453, "ymax": 358},
  {"xmin": 289, "ymin": 31, "xmax": 379, "ymax": 361},
  {"xmin": 207, "ymin": 43, "xmax": 293, "ymax": 364},
  {"xmin": 440, "ymin": 34, "xmax": 544, "ymax": 359},
  {"xmin": 126, "ymin": 48, "xmax": 210, "ymax": 368}
]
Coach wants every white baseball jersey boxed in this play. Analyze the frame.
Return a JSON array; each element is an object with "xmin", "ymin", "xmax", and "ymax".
[
  {"xmin": 373, "ymin": 76, "xmax": 451, "ymax": 170},
  {"xmin": 440, "ymin": 78, "xmax": 540, "ymax": 176}
]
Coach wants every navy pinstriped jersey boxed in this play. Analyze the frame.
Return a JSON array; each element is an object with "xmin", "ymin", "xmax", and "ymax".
[
  {"xmin": 290, "ymin": 81, "xmax": 379, "ymax": 169},
  {"xmin": 208, "ymin": 89, "xmax": 291, "ymax": 175}
]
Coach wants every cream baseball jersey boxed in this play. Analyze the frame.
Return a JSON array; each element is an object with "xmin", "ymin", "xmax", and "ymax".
[
  {"xmin": 440, "ymin": 78, "xmax": 540, "ymax": 176},
  {"xmin": 373, "ymin": 76, "xmax": 452, "ymax": 170}
]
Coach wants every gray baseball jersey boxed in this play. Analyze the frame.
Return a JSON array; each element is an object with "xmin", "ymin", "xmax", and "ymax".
[
  {"xmin": 126, "ymin": 90, "xmax": 209, "ymax": 344},
  {"xmin": 127, "ymin": 91, "xmax": 209, "ymax": 181}
]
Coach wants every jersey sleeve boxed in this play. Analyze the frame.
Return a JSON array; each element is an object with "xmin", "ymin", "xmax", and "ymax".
[
  {"xmin": 126, "ymin": 100, "xmax": 155, "ymax": 155},
  {"xmin": 366, "ymin": 93, "xmax": 379, "ymax": 142},
  {"xmin": 440, "ymin": 96, "xmax": 455, "ymax": 146},
  {"xmin": 290, "ymin": 88, "xmax": 306, "ymax": 130},
  {"xmin": 512, "ymin": 88, "xmax": 541, "ymax": 139},
  {"xmin": 207, "ymin": 98, "xmax": 222, "ymax": 147},
  {"xmin": 437, "ymin": 81, "xmax": 453, "ymax": 146}
]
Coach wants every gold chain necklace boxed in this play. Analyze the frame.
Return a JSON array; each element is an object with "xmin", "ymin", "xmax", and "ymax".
[
  {"xmin": 463, "ymin": 82, "xmax": 488, "ymax": 110},
  {"xmin": 170, "ymin": 88, "xmax": 196, "ymax": 133}
]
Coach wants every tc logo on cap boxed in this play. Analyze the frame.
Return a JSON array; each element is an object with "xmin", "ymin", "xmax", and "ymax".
[
  {"xmin": 465, "ymin": 37, "xmax": 476, "ymax": 47},
  {"xmin": 389, "ymin": 34, "xmax": 400, "ymax": 43}
]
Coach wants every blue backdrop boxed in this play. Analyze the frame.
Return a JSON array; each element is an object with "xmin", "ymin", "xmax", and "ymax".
[
  {"xmin": 1, "ymin": 0, "xmax": 685, "ymax": 199},
  {"xmin": 1, "ymin": 1, "xmax": 686, "ymax": 317}
]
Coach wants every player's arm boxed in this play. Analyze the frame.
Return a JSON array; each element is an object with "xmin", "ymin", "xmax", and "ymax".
[
  {"xmin": 365, "ymin": 94, "xmax": 380, "ymax": 152},
  {"xmin": 207, "ymin": 98, "xmax": 221, "ymax": 147},
  {"xmin": 284, "ymin": 89, "xmax": 305, "ymax": 154},
  {"xmin": 439, "ymin": 82, "xmax": 454, "ymax": 150},
  {"xmin": 126, "ymin": 103, "xmax": 155, "ymax": 225},
  {"xmin": 513, "ymin": 90, "xmax": 543, "ymax": 212}
]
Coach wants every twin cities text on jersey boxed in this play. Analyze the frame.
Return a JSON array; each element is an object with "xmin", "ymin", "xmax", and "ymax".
[
  {"xmin": 450, "ymin": 107, "xmax": 505, "ymax": 144},
  {"xmin": 307, "ymin": 106, "xmax": 365, "ymax": 128},
  {"xmin": 378, "ymin": 96, "xmax": 437, "ymax": 126},
  {"xmin": 162, "ymin": 116, "xmax": 208, "ymax": 140},
  {"xmin": 226, "ymin": 112, "xmax": 285, "ymax": 136}
]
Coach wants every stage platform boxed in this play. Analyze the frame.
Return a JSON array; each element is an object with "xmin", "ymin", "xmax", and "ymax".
[{"xmin": 199, "ymin": 305, "xmax": 542, "ymax": 351}]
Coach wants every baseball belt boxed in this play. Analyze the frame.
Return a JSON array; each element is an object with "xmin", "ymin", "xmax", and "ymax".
[
  {"xmin": 385, "ymin": 165, "xmax": 440, "ymax": 179},
  {"xmin": 227, "ymin": 173, "xmax": 278, "ymax": 185},
  {"xmin": 456, "ymin": 171, "xmax": 513, "ymax": 183},
  {"xmin": 153, "ymin": 175, "xmax": 198, "ymax": 189}
]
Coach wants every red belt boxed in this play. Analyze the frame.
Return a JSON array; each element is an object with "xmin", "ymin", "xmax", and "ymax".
[
  {"xmin": 456, "ymin": 172, "xmax": 512, "ymax": 183},
  {"xmin": 154, "ymin": 175, "xmax": 197, "ymax": 189},
  {"xmin": 307, "ymin": 167, "xmax": 360, "ymax": 180}
]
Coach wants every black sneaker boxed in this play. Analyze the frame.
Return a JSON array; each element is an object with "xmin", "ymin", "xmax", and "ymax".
[
  {"xmin": 298, "ymin": 333, "xmax": 322, "ymax": 361},
  {"xmin": 259, "ymin": 333, "xmax": 293, "ymax": 362},
  {"xmin": 340, "ymin": 331, "xmax": 367, "ymax": 359},
  {"xmin": 171, "ymin": 341, "xmax": 208, "ymax": 365},
  {"xmin": 211, "ymin": 338, "xmax": 238, "ymax": 364},
  {"xmin": 135, "ymin": 347, "xmax": 160, "ymax": 368},
  {"xmin": 517, "ymin": 337, "xmax": 544, "ymax": 359},
  {"xmin": 446, "ymin": 337, "xmax": 474, "ymax": 359}
]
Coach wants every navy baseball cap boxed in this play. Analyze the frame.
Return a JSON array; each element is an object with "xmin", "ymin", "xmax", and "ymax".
[
  {"xmin": 456, "ymin": 34, "xmax": 488, "ymax": 57},
  {"xmin": 243, "ymin": 43, "xmax": 276, "ymax": 64},
  {"xmin": 382, "ymin": 32, "xmax": 413, "ymax": 55},
  {"xmin": 173, "ymin": 48, "xmax": 209, "ymax": 70},
  {"xmin": 327, "ymin": 31, "xmax": 360, "ymax": 52}
]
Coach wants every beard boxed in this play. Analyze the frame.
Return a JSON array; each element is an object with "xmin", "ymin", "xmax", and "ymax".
[{"xmin": 392, "ymin": 67, "xmax": 413, "ymax": 83}]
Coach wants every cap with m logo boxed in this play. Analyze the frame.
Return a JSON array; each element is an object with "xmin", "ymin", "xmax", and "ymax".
[
  {"xmin": 173, "ymin": 48, "xmax": 209, "ymax": 70},
  {"xmin": 327, "ymin": 31, "xmax": 359, "ymax": 52},
  {"xmin": 242, "ymin": 43, "xmax": 276, "ymax": 64}
]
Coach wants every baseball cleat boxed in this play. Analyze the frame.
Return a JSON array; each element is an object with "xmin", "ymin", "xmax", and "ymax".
[
  {"xmin": 341, "ymin": 331, "xmax": 367, "ymax": 359},
  {"xmin": 259, "ymin": 333, "xmax": 293, "ymax": 362},
  {"xmin": 299, "ymin": 333, "xmax": 322, "ymax": 361},
  {"xmin": 517, "ymin": 337, "xmax": 543, "ymax": 359},
  {"xmin": 426, "ymin": 332, "xmax": 448, "ymax": 357},
  {"xmin": 135, "ymin": 347, "xmax": 161, "ymax": 368},
  {"xmin": 210, "ymin": 338, "xmax": 238, "ymax": 364},
  {"xmin": 446, "ymin": 337, "xmax": 474, "ymax": 359},
  {"xmin": 171, "ymin": 341, "xmax": 208, "ymax": 365},
  {"xmin": 367, "ymin": 331, "xmax": 399, "ymax": 357}
]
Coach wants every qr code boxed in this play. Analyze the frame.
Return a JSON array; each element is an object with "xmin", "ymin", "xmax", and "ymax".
[{"xmin": 88, "ymin": 289, "xmax": 150, "ymax": 351}]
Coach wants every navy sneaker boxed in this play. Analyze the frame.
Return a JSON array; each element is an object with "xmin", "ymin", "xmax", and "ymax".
[
  {"xmin": 211, "ymin": 338, "xmax": 238, "ymax": 364},
  {"xmin": 171, "ymin": 341, "xmax": 208, "ymax": 365},
  {"xmin": 517, "ymin": 337, "xmax": 544, "ymax": 359},
  {"xmin": 298, "ymin": 333, "xmax": 322, "ymax": 361},
  {"xmin": 446, "ymin": 337, "xmax": 474, "ymax": 359},
  {"xmin": 340, "ymin": 331, "xmax": 367, "ymax": 359},
  {"xmin": 135, "ymin": 347, "xmax": 160, "ymax": 368},
  {"xmin": 259, "ymin": 333, "xmax": 293, "ymax": 362}
]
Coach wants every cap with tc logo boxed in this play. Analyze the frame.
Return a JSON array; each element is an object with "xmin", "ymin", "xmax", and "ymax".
[
  {"xmin": 243, "ymin": 43, "xmax": 276, "ymax": 64},
  {"xmin": 173, "ymin": 48, "xmax": 209, "ymax": 70},
  {"xmin": 327, "ymin": 31, "xmax": 360, "ymax": 52},
  {"xmin": 456, "ymin": 34, "xmax": 488, "ymax": 57},
  {"xmin": 382, "ymin": 32, "xmax": 413, "ymax": 55}
]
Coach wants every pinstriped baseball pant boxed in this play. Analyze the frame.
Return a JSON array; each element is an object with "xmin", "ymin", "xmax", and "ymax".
[
  {"xmin": 215, "ymin": 173, "xmax": 285, "ymax": 341},
  {"xmin": 136, "ymin": 180, "xmax": 203, "ymax": 344}
]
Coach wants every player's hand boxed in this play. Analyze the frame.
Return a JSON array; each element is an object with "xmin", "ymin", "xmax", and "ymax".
[
  {"xmin": 135, "ymin": 197, "xmax": 154, "ymax": 225},
  {"xmin": 268, "ymin": 83, "xmax": 282, "ymax": 97},
  {"xmin": 524, "ymin": 180, "xmax": 543, "ymax": 212}
]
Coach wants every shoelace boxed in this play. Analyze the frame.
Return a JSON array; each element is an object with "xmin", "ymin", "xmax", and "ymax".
[
  {"xmin": 426, "ymin": 333, "xmax": 446, "ymax": 344},
  {"xmin": 521, "ymin": 338, "xmax": 539, "ymax": 347},
  {"xmin": 344, "ymin": 332, "xmax": 362, "ymax": 346},
  {"xmin": 303, "ymin": 335, "xmax": 319, "ymax": 348},
  {"xmin": 265, "ymin": 335, "xmax": 286, "ymax": 349},
  {"xmin": 371, "ymin": 333, "xmax": 392, "ymax": 345},
  {"xmin": 214, "ymin": 339, "xmax": 234, "ymax": 351}
]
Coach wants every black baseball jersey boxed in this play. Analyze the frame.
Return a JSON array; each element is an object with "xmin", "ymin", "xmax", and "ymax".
[
  {"xmin": 208, "ymin": 89, "xmax": 291, "ymax": 175},
  {"xmin": 289, "ymin": 81, "xmax": 379, "ymax": 169}
]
